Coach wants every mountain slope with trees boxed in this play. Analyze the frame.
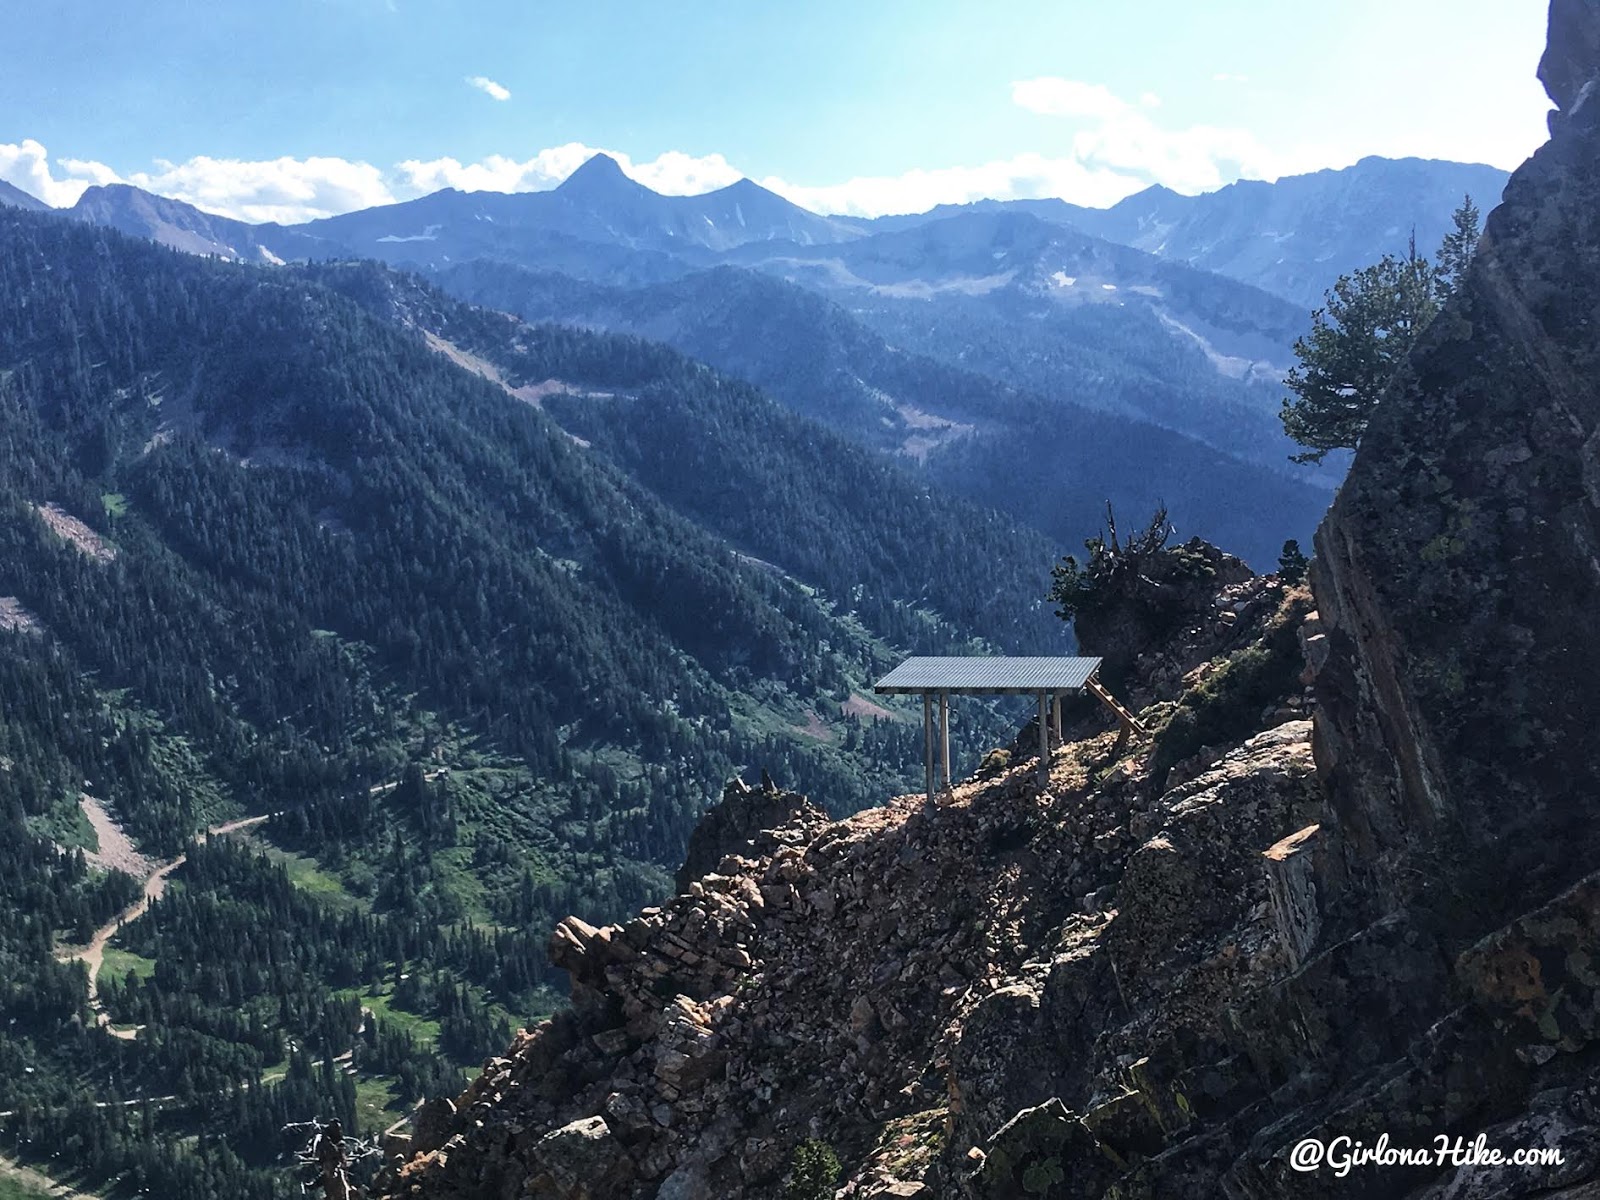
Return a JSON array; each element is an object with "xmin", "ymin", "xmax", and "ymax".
[
  {"xmin": 0, "ymin": 207, "xmax": 1054, "ymax": 1197},
  {"xmin": 435, "ymin": 258, "xmax": 1335, "ymax": 566}
]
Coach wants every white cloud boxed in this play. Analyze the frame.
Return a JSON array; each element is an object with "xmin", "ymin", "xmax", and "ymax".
[
  {"xmin": 466, "ymin": 75, "xmax": 511, "ymax": 102},
  {"xmin": 0, "ymin": 139, "xmax": 117, "ymax": 206},
  {"xmin": 0, "ymin": 136, "xmax": 1194, "ymax": 224},
  {"xmin": 1, "ymin": 139, "xmax": 402, "ymax": 222},
  {"xmin": 128, "ymin": 155, "xmax": 398, "ymax": 224},
  {"xmin": 625, "ymin": 149, "xmax": 741, "ymax": 195},
  {"xmin": 0, "ymin": 138, "xmax": 745, "ymax": 224},
  {"xmin": 0, "ymin": 105, "xmax": 1337, "ymax": 229},
  {"xmin": 1009, "ymin": 75, "xmax": 1319, "ymax": 194},
  {"xmin": 760, "ymin": 154, "xmax": 1145, "ymax": 218},
  {"xmin": 395, "ymin": 148, "xmax": 582, "ymax": 195}
]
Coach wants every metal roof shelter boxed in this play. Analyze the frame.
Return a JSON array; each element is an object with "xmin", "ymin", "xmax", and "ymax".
[{"xmin": 874, "ymin": 656, "xmax": 1143, "ymax": 804}]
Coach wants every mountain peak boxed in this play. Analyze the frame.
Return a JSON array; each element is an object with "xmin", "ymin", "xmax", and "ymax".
[
  {"xmin": 719, "ymin": 177, "xmax": 771, "ymax": 197},
  {"xmin": 556, "ymin": 153, "xmax": 645, "ymax": 196},
  {"xmin": 73, "ymin": 182, "xmax": 163, "ymax": 214},
  {"xmin": 1110, "ymin": 183, "xmax": 1182, "ymax": 212}
]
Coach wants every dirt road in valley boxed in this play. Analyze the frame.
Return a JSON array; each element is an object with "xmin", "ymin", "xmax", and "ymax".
[
  {"xmin": 57, "ymin": 810, "xmax": 274, "ymax": 1036},
  {"xmin": 61, "ymin": 777, "xmax": 441, "ymax": 1035}
]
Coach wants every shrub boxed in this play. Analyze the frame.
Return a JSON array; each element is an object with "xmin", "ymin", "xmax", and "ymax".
[
  {"xmin": 1048, "ymin": 503, "xmax": 1215, "ymax": 636},
  {"xmin": 786, "ymin": 1139, "xmax": 841, "ymax": 1200},
  {"xmin": 978, "ymin": 748, "xmax": 1012, "ymax": 776}
]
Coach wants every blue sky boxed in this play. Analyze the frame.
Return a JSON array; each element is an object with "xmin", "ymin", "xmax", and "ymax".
[{"xmin": 0, "ymin": 0, "xmax": 1554, "ymax": 222}]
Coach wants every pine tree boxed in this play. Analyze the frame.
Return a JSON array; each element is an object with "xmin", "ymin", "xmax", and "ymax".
[
  {"xmin": 1436, "ymin": 195, "xmax": 1482, "ymax": 299},
  {"xmin": 1281, "ymin": 197, "xmax": 1483, "ymax": 463},
  {"xmin": 785, "ymin": 1140, "xmax": 841, "ymax": 1200},
  {"xmin": 1279, "ymin": 236, "xmax": 1441, "ymax": 463},
  {"xmin": 1277, "ymin": 539, "xmax": 1309, "ymax": 585}
]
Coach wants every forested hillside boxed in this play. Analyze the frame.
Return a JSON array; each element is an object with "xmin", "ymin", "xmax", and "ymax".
[
  {"xmin": 436, "ymin": 259, "xmax": 1334, "ymax": 565},
  {"xmin": 32, "ymin": 156, "xmax": 1507, "ymax": 571},
  {"xmin": 0, "ymin": 208, "xmax": 1053, "ymax": 1196},
  {"xmin": 305, "ymin": 260, "xmax": 1065, "ymax": 658}
]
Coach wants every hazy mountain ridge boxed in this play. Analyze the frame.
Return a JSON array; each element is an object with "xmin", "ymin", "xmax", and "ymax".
[
  {"xmin": 31, "ymin": 153, "xmax": 1508, "ymax": 312},
  {"xmin": 434, "ymin": 254, "xmax": 1335, "ymax": 567},
  {"xmin": 712, "ymin": 208, "xmax": 1316, "ymax": 462},
  {"xmin": 71, "ymin": 183, "xmax": 335, "ymax": 263},
  {"xmin": 872, "ymin": 156, "xmax": 1512, "ymax": 309},
  {"xmin": 295, "ymin": 154, "xmax": 862, "ymax": 268}
]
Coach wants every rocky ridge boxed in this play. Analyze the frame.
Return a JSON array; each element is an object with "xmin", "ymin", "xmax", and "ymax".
[{"xmin": 376, "ymin": 571, "xmax": 1332, "ymax": 1198}]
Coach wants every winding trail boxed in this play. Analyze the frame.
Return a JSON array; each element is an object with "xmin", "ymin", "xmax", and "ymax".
[
  {"xmin": 56, "ymin": 812, "xmax": 274, "ymax": 1036},
  {"xmin": 383, "ymin": 1104, "xmax": 423, "ymax": 1139},
  {"xmin": 59, "ymin": 772, "xmax": 445, "ymax": 1035}
]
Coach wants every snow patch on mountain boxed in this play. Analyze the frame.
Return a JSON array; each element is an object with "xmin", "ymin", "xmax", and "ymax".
[{"xmin": 377, "ymin": 224, "xmax": 442, "ymax": 244}]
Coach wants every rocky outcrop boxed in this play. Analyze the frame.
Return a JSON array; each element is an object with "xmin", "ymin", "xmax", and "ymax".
[
  {"xmin": 1069, "ymin": 534, "xmax": 1253, "ymax": 695},
  {"xmin": 1542, "ymin": 0, "xmax": 1600, "ymax": 121},
  {"xmin": 673, "ymin": 774, "xmax": 828, "ymax": 893},
  {"xmin": 376, "ymin": 583, "xmax": 1324, "ymax": 1198},
  {"xmin": 1312, "ymin": 0, "xmax": 1600, "ymax": 944}
]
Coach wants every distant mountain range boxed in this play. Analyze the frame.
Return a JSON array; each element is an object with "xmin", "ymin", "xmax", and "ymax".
[
  {"xmin": 437, "ymin": 258, "xmax": 1332, "ymax": 565},
  {"xmin": 0, "ymin": 150, "xmax": 1508, "ymax": 567},
  {"xmin": 869, "ymin": 156, "xmax": 1510, "ymax": 310},
  {"xmin": 5, "ymin": 152, "xmax": 1509, "ymax": 308},
  {"xmin": 302, "ymin": 153, "xmax": 863, "ymax": 261}
]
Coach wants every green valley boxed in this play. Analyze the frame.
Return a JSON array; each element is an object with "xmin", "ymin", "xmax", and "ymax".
[{"xmin": 0, "ymin": 206, "xmax": 1057, "ymax": 1197}]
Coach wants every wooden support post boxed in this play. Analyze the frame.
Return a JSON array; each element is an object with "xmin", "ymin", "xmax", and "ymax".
[
  {"xmin": 923, "ymin": 693, "xmax": 935, "ymax": 807},
  {"xmin": 1052, "ymin": 693, "xmax": 1062, "ymax": 738},
  {"xmin": 939, "ymin": 691, "xmax": 952, "ymax": 794},
  {"xmin": 1037, "ymin": 691, "xmax": 1050, "ymax": 791}
]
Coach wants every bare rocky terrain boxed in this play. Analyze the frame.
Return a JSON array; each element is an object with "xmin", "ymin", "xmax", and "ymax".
[{"xmin": 32, "ymin": 503, "xmax": 116, "ymax": 562}]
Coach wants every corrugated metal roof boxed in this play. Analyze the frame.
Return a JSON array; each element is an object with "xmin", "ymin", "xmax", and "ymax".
[{"xmin": 873, "ymin": 656, "xmax": 1102, "ymax": 695}]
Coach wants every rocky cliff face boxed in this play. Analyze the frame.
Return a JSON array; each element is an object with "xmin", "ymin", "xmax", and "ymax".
[
  {"xmin": 374, "ymin": 5, "xmax": 1600, "ymax": 1196},
  {"xmin": 1311, "ymin": 0, "xmax": 1600, "ymax": 945}
]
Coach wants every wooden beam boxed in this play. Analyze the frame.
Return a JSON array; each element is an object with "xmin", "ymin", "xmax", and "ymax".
[
  {"xmin": 939, "ymin": 691, "xmax": 952, "ymax": 794},
  {"xmin": 1086, "ymin": 676, "xmax": 1146, "ymax": 735},
  {"xmin": 1037, "ymin": 692, "xmax": 1050, "ymax": 791},
  {"xmin": 923, "ymin": 693, "xmax": 935, "ymax": 807},
  {"xmin": 1052, "ymin": 693, "xmax": 1062, "ymax": 738}
]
